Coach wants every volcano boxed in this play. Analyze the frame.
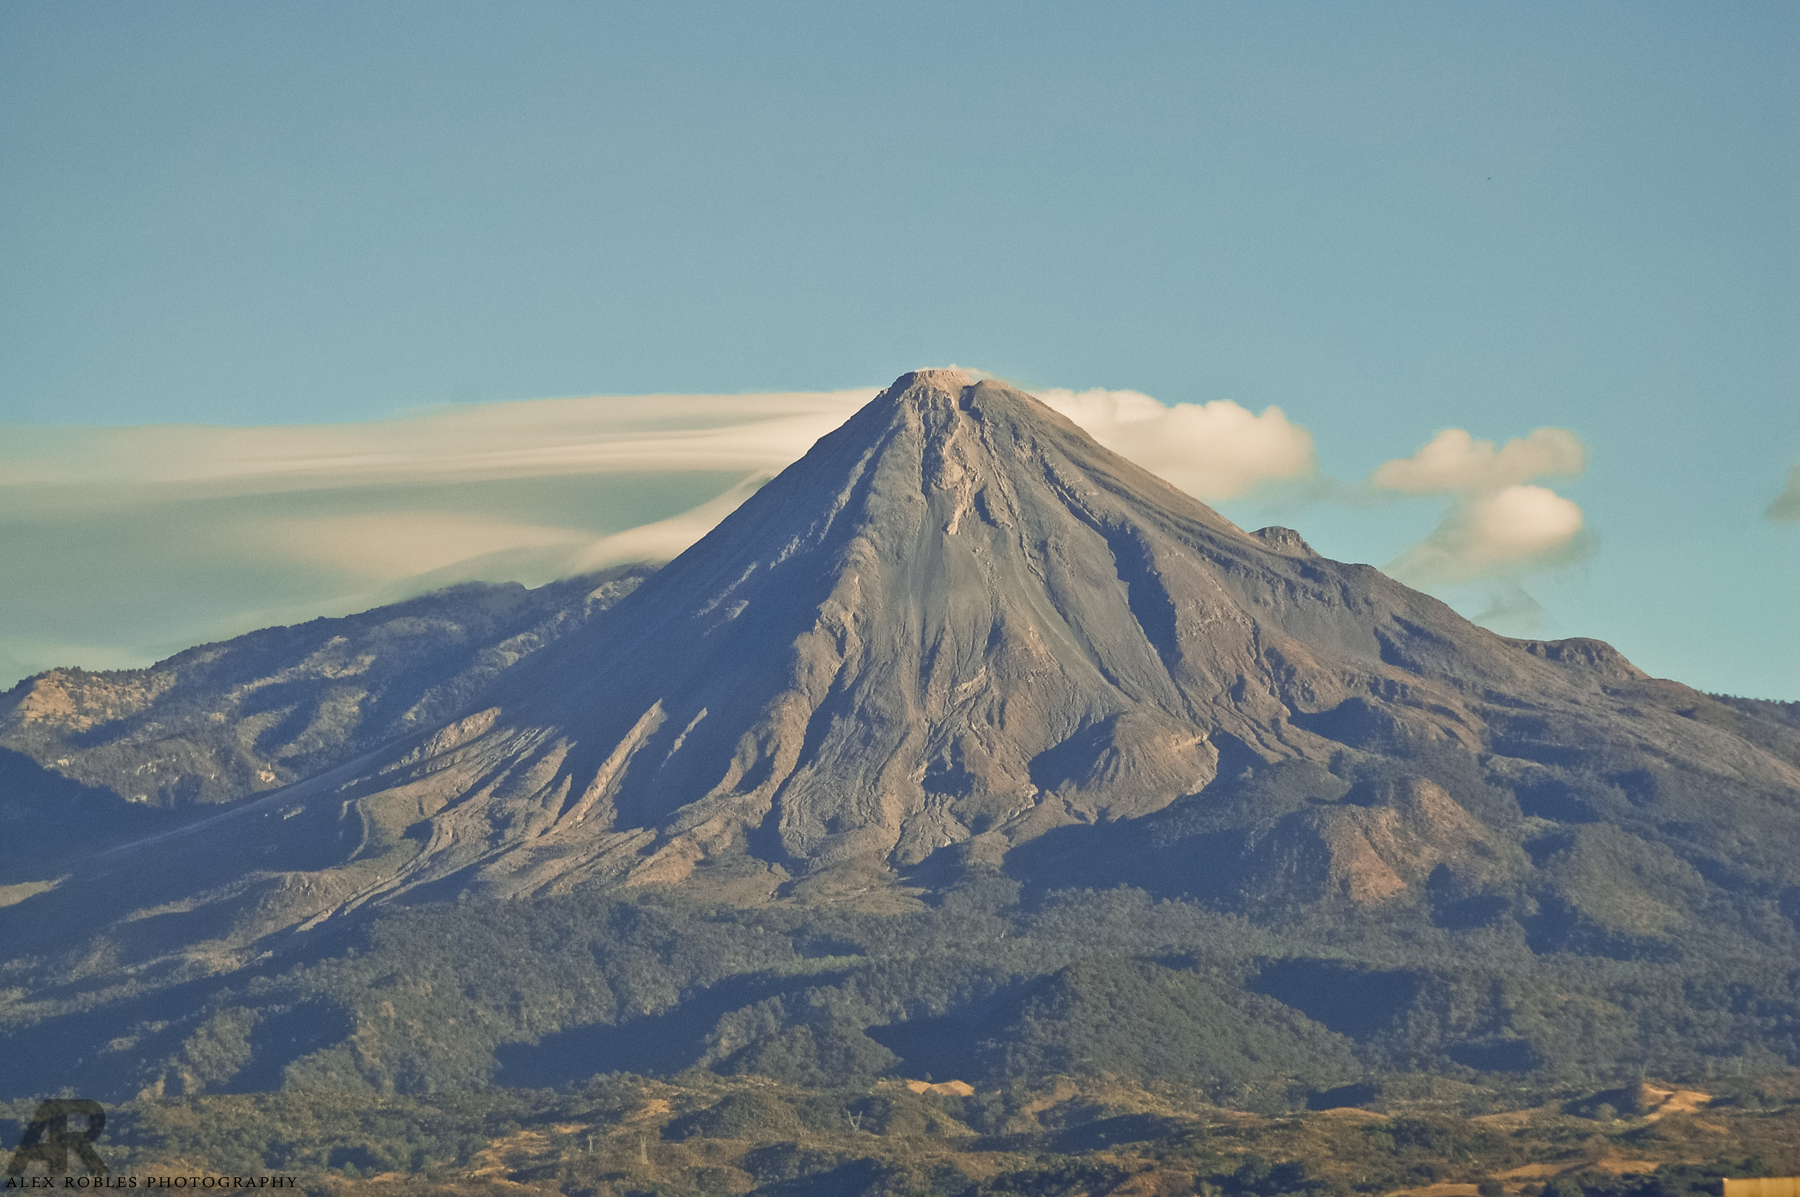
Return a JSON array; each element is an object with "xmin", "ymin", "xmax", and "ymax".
[{"xmin": 11, "ymin": 370, "xmax": 1800, "ymax": 967}]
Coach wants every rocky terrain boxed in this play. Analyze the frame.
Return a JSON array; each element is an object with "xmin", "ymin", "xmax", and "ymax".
[
  {"xmin": 1, "ymin": 369, "xmax": 1796, "ymax": 1118},
  {"xmin": 1, "ymin": 565, "xmax": 650, "ymax": 808}
]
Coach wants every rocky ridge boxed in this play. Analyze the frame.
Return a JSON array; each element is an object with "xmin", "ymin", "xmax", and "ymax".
[{"xmin": 6, "ymin": 369, "xmax": 1799, "ymax": 973}]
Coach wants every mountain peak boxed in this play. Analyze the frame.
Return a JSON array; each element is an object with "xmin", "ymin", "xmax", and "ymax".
[
  {"xmin": 37, "ymin": 372, "xmax": 1800, "ymax": 954},
  {"xmin": 888, "ymin": 366, "xmax": 974, "ymax": 394},
  {"xmin": 860, "ymin": 367, "xmax": 1009, "ymax": 434}
]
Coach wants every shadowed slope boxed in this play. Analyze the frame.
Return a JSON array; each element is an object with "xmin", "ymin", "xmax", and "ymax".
[{"xmin": 9, "ymin": 371, "xmax": 1798, "ymax": 971}]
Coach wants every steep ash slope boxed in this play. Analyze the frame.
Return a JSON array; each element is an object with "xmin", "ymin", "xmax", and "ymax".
[{"xmin": 7, "ymin": 371, "xmax": 1797, "ymax": 970}]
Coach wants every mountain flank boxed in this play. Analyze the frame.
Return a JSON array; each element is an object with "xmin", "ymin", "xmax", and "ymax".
[
  {"xmin": 0, "ymin": 565, "xmax": 650, "ymax": 809},
  {"xmin": 7, "ymin": 369, "xmax": 1800, "ymax": 951},
  {"xmin": 1, "ymin": 370, "xmax": 1796, "ymax": 1107}
]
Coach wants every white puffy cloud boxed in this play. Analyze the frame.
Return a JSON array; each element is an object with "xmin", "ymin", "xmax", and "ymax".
[
  {"xmin": 1370, "ymin": 427, "xmax": 1585, "ymax": 494},
  {"xmin": 1768, "ymin": 465, "xmax": 1800, "ymax": 522},
  {"xmin": 1035, "ymin": 388, "xmax": 1318, "ymax": 501},
  {"xmin": 1386, "ymin": 484, "xmax": 1589, "ymax": 585},
  {"xmin": 1370, "ymin": 426, "xmax": 1590, "ymax": 586}
]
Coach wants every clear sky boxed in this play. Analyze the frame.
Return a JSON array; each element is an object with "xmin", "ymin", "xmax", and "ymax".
[{"xmin": 2, "ymin": 1, "xmax": 1796, "ymax": 698}]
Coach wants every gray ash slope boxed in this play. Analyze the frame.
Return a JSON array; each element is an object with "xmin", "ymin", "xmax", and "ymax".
[
  {"xmin": 8, "ymin": 370, "xmax": 1800, "ymax": 969},
  {"xmin": 6, "ymin": 369, "xmax": 1800, "ymax": 1105},
  {"xmin": 464, "ymin": 368, "xmax": 1800, "ymax": 902}
]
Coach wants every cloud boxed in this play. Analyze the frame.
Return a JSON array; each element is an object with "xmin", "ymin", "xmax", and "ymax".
[
  {"xmin": 0, "ymin": 389, "xmax": 873, "ymax": 685},
  {"xmin": 1385, "ymin": 484, "xmax": 1590, "ymax": 584},
  {"xmin": 562, "ymin": 474, "xmax": 777, "ymax": 572},
  {"xmin": 1034, "ymin": 388, "xmax": 1318, "ymax": 500},
  {"xmin": 259, "ymin": 511, "xmax": 595, "ymax": 581},
  {"xmin": 1467, "ymin": 582, "xmax": 1549, "ymax": 633},
  {"xmin": 0, "ymin": 390, "xmax": 873, "ymax": 498},
  {"xmin": 1370, "ymin": 427, "xmax": 1584, "ymax": 494},
  {"xmin": 1768, "ymin": 465, "xmax": 1800, "ymax": 522},
  {"xmin": 1370, "ymin": 426, "xmax": 1591, "ymax": 586}
]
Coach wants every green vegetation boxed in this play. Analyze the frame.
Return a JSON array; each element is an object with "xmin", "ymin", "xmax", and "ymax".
[
  {"xmin": 4, "ymin": 877, "xmax": 1794, "ymax": 1108},
  {"xmin": 3, "ymin": 680, "xmax": 1796, "ymax": 1191},
  {"xmin": 4, "ymin": 1069, "xmax": 1795, "ymax": 1196}
]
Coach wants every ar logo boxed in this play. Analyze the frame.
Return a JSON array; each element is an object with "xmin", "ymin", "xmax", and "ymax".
[{"xmin": 5, "ymin": 1100, "xmax": 108, "ymax": 1177}]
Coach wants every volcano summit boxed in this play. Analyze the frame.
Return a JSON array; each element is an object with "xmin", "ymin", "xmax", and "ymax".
[
  {"xmin": 4, "ymin": 369, "xmax": 1800, "ymax": 1106},
  {"xmin": 7, "ymin": 369, "xmax": 1800, "ymax": 967}
]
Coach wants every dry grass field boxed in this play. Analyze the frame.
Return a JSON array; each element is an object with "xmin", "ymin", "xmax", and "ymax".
[{"xmin": 33, "ymin": 1069, "xmax": 1794, "ymax": 1197}]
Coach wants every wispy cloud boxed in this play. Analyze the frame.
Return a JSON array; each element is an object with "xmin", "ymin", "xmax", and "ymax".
[
  {"xmin": 561, "ymin": 473, "xmax": 779, "ymax": 573},
  {"xmin": 1768, "ymin": 465, "xmax": 1800, "ymax": 523},
  {"xmin": 0, "ymin": 391, "xmax": 871, "ymax": 495},
  {"xmin": 0, "ymin": 390, "xmax": 873, "ymax": 684},
  {"xmin": 257, "ymin": 510, "xmax": 593, "ymax": 581}
]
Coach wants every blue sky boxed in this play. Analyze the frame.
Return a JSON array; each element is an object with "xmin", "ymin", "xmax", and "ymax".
[{"xmin": 2, "ymin": 1, "xmax": 1796, "ymax": 697}]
